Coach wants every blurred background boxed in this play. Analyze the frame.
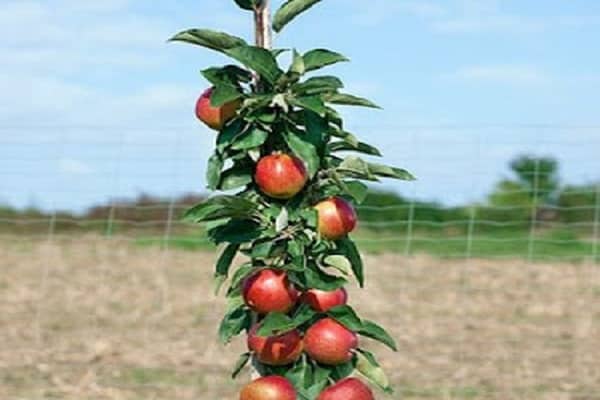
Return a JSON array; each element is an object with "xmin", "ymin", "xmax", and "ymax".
[{"xmin": 1, "ymin": 1, "xmax": 599, "ymax": 399}]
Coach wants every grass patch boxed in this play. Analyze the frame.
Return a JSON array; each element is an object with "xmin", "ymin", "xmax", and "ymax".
[
  {"xmin": 115, "ymin": 367, "xmax": 198, "ymax": 386},
  {"xmin": 352, "ymin": 228, "xmax": 594, "ymax": 262},
  {"xmin": 135, "ymin": 228, "xmax": 597, "ymax": 263},
  {"xmin": 135, "ymin": 235, "xmax": 214, "ymax": 252}
]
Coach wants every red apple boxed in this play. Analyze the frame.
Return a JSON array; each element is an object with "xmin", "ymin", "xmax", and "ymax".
[
  {"xmin": 314, "ymin": 197, "xmax": 357, "ymax": 240},
  {"xmin": 240, "ymin": 376, "xmax": 297, "ymax": 400},
  {"xmin": 243, "ymin": 269, "xmax": 299, "ymax": 314},
  {"xmin": 302, "ymin": 288, "xmax": 348, "ymax": 312},
  {"xmin": 195, "ymin": 87, "xmax": 240, "ymax": 130},
  {"xmin": 304, "ymin": 318, "xmax": 358, "ymax": 365},
  {"xmin": 317, "ymin": 378, "xmax": 374, "ymax": 400},
  {"xmin": 255, "ymin": 154, "xmax": 308, "ymax": 199},
  {"xmin": 247, "ymin": 324, "xmax": 304, "ymax": 366}
]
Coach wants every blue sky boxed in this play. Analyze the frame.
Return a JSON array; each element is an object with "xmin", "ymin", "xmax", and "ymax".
[{"xmin": 1, "ymin": 0, "xmax": 599, "ymax": 211}]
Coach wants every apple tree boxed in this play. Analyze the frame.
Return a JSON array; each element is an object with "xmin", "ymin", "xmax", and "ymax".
[{"xmin": 170, "ymin": 1, "xmax": 414, "ymax": 398}]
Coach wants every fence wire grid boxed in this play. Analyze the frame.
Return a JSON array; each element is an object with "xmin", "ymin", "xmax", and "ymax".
[{"xmin": 1, "ymin": 124, "xmax": 599, "ymax": 400}]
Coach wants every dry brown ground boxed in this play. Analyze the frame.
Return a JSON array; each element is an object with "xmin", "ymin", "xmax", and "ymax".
[{"xmin": 1, "ymin": 236, "xmax": 599, "ymax": 400}]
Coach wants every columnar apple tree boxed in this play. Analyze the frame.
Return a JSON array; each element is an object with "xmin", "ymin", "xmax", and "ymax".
[{"xmin": 170, "ymin": 1, "xmax": 414, "ymax": 399}]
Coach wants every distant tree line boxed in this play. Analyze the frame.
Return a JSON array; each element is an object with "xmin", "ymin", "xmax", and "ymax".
[{"xmin": 360, "ymin": 155, "xmax": 598, "ymax": 233}]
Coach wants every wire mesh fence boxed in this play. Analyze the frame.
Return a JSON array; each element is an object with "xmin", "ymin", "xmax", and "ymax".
[
  {"xmin": 1, "ymin": 125, "xmax": 599, "ymax": 399},
  {"xmin": 1, "ymin": 122, "xmax": 599, "ymax": 263}
]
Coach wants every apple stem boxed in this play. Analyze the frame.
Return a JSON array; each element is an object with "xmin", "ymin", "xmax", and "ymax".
[{"xmin": 254, "ymin": 0, "xmax": 272, "ymax": 49}]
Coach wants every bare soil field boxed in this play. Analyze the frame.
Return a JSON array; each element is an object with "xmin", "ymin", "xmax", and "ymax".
[{"xmin": 1, "ymin": 237, "xmax": 599, "ymax": 399}]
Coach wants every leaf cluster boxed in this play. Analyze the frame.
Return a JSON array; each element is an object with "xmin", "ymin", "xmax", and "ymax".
[{"xmin": 170, "ymin": 3, "xmax": 415, "ymax": 396}]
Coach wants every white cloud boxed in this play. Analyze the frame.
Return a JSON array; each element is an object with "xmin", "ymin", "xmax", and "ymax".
[
  {"xmin": 58, "ymin": 158, "xmax": 93, "ymax": 175},
  {"xmin": 0, "ymin": 0, "xmax": 202, "ymax": 128},
  {"xmin": 451, "ymin": 65, "xmax": 550, "ymax": 85}
]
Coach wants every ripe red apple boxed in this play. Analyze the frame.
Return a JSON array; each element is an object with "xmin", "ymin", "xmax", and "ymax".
[
  {"xmin": 195, "ymin": 87, "xmax": 240, "ymax": 130},
  {"xmin": 317, "ymin": 378, "xmax": 374, "ymax": 400},
  {"xmin": 243, "ymin": 269, "xmax": 299, "ymax": 314},
  {"xmin": 247, "ymin": 324, "xmax": 304, "ymax": 366},
  {"xmin": 255, "ymin": 154, "xmax": 308, "ymax": 199},
  {"xmin": 240, "ymin": 376, "xmax": 297, "ymax": 400},
  {"xmin": 302, "ymin": 288, "xmax": 348, "ymax": 312},
  {"xmin": 304, "ymin": 318, "xmax": 358, "ymax": 365},
  {"xmin": 314, "ymin": 197, "xmax": 357, "ymax": 240}
]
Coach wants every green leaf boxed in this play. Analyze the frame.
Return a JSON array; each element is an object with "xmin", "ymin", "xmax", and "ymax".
[
  {"xmin": 312, "ymin": 365, "xmax": 332, "ymax": 388},
  {"xmin": 232, "ymin": 352, "xmax": 252, "ymax": 379},
  {"xmin": 184, "ymin": 195, "xmax": 256, "ymax": 223},
  {"xmin": 343, "ymin": 181, "xmax": 369, "ymax": 204},
  {"xmin": 289, "ymin": 95, "xmax": 326, "ymax": 116},
  {"xmin": 202, "ymin": 65, "xmax": 252, "ymax": 87},
  {"xmin": 225, "ymin": 46, "xmax": 283, "ymax": 84},
  {"xmin": 214, "ymin": 275, "xmax": 227, "ymax": 297},
  {"xmin": 358, "ymin": 320, "xmax": 398, "ymax": 351},
  {"xmin": 327, "ymin": 305, "xmax": 363, "ymax": 331},
  {"xmin": 329, "ymin": 361, "xmax": 356, "ymax": 380},
  {"xmin": 304, "ymin": 110, "xmax": 328, "ymax": 155},
  {"xmin": 219, "ymin": 305, "xmax": 251, "ymax": 344},
  {"xmin": 355, "ymin": 349, "xmax": 393, "ymax": 393},
  {"xmin": 209, "ymin": 219, "xmax": 263, "ymax": 244},
  {"xmin": 290, "ymin": 49, "xmax": 306, "ymax": 75},
  {"xmin": 206, "ymin": 154, "xmax": 224, "ymax": 190},
  {"xmin": 217, "ymin": 119, "xmax": 246, "ymax": 152},
  {"xmin": 325, "ymin": 107, "xmax": 344, "ymax": 128},
  {"xmin": 304, "ymin": 383, "xmax": 328, "ymax": 400},
  {"xmin": 234, "ymin": 0, "xmax": 262, "ymax": 10},
  {"xmin": 226, "ymin": 294, "xmax": 245, "ymax": 313},
  {"xmin": 273, "ymin": 0, "xmax": 323, "ymax": 33},
  {"xmin": 287, "ymin": 239, "xmax": 304, "ymax": 258},
  {"xmin": 229, "ymin": 263, "xmax": 256, "ymax": 292},
  {"xmin": 328, "ymin": 141, "xmax": 382, "ymax": 157},
  {"xmin": 304, "ymin": 265, "xmax": 347, "ymax": 291},
  {"xmin": 256, "ymin": 312, "xmax": 296, "ymax": 336},
  {"xmin": 214, "ymin": 244, "xmax": 239, "ymax": 294},
  {"xmin": 219, "ymin": 167, "xmax": 253, "ymax": 190},
  {"xmin": 231, "ymin": 127, "xmax": 268, "ymax": 150},
  {"xmin": 257, "ymin": 109, "xmax": 278, "ymax": 124},
  {"xmin": 292, "ymin": 304, "xmax": 318, "ymax": 327},
  {"xmin": 322, "ymin": 255, "xmax": 352, "ymax": 276},
  {"xmin": 303, "ymin": 49, "xmax": 349, "ymax": 72},
  {"xmin": 275, "ymin": 207, "xmax": 289, "ymax": 232},
  {"xmin": 285, "ymin": 360, "xmax": 312, "ymax": 391},
  {"xmin": 337, "ymin": 156, "xmax": 378, "ymax": 181},
  {"xmin": 330, "ymin": 129, "xmax": 359, "ymax": 146},
  {"xmin": 300, "ymin": 208, "xmax": 318, "ymax": 229},
  {"xmin": 294, "ymin": 76, "xmax": 343, "ymax": 95},
  {"xmin": 324, "ymin": 93, "xmax": 381, "ymax": 109},
  {"xmin": 272, "ymin": 48, "xmax": 290, "ymax": 57},
  {"xmin": 251, "ymin": 241, "xmax": 273, "ymax": 259},
  {"xmin": 210, "ymin": 84, "xmax": 243, "ymax": 107},
  {"xmin": 283, "ymin": 130, "xmax": 319, "ymax": 178},
  {"xmin": 368, "ymin": 162, "xmax": 416, "ymax": 181},
  {"xmin": 336, "ymin": 238, "xmax": 364, "ymax": 287},
  {"xmin": 169, "ymin": 29, "xmax": 247, "ymax": 52}
]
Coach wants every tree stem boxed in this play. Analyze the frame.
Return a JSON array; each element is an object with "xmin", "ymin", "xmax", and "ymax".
[{"xmin": 255, "ymin": 0, "xmax": 272, "ymax": 49}]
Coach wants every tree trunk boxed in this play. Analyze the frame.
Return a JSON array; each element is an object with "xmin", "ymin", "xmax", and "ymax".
[{"xmin": 255, "ymin": 0, "xmax": 272, "ymax": 49}]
